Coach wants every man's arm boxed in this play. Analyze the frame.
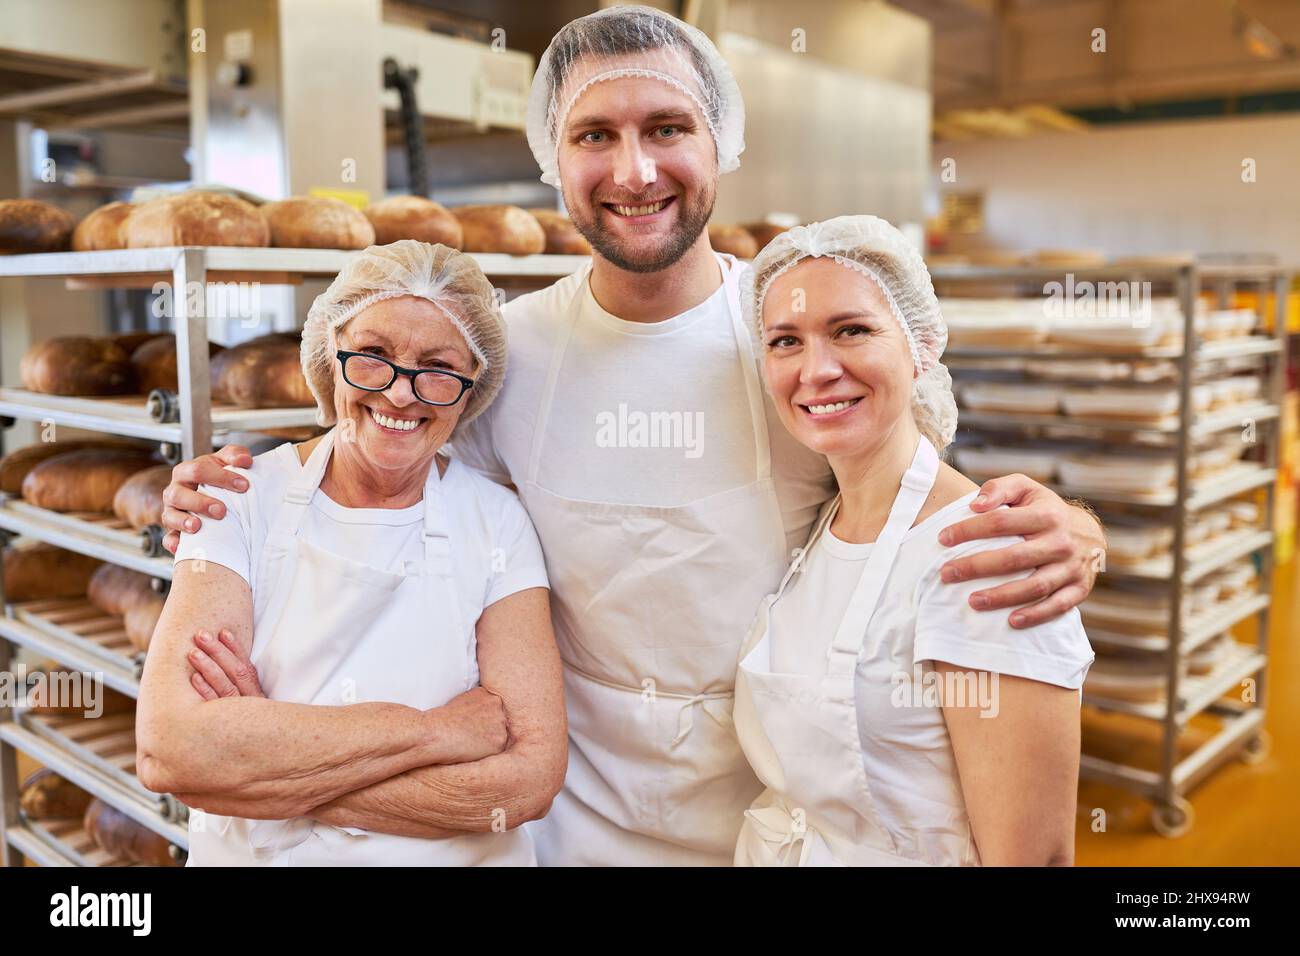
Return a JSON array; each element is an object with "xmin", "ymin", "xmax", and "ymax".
[
  {"xmin": 160, "ymin": 445, "xmax": 253, "ymax": 553},
  {"xmin": 136, "ymin": 561, "xmax": 507, "ymax": 817},
  {"xmin": 937, "ymin": 474, "xmax": 1106, "ymax": 629},
  {"xmin": 307, "ymin": 587, "xmax": 567, "ymax": 836}
]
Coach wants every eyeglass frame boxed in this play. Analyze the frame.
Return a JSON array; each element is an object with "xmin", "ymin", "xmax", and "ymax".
[{"xmin": 335, "ymin": 349, "xmax": 476, "ymax": 407}]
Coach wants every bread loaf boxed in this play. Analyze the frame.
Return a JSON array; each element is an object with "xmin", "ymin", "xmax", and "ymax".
[
  {"xmin": 742, "ymin": 222, "xmax": 789, "ymax": 250},
  {"xmin": 28, "ymin": 670, "xmax": 135, "ymax": 716},
  {"xmin": 528, "ymin": 208, "xmax": 592, "ymax": 255},
  {"xmin": 22, "ymin": 447, "xmax": 157, "ymax": 513},
  {"xmin": 71, "ymin": 202, "xmax": 134, "ymax": 251},
  {"xmin": 261, "ymin": 196, "xmax": 375, "ymax": 249},
  {"xmin": 111, "ymin": 465, "xmax": 171, "ymax": 531},
  {"xmin": 129, "ymin": 335, "xmax": 225, "ymax": 394},
  {"xmin": 112, "ymin": 331, "xmax": 169, "ymax": 355},
  {"xmin": 125, "ymin": 594, "xmax": 165, "ymax": 653},
  {"xmin": 364, "ymin": 196, "xmax": 462, "ymax": 247},
  {"xmin": 124, "ymin": 191, "xmax": 269, "ymax": 248},
  {"xmin": 88, "ymin": 563, "xmax": 158, "ymax": 617},
  {"xmin": 20, "ymin": 336, "xmax": 136, "ymax": 395},
  {"xmin": 1, "ymin": 440, "xmax": 139, "ymax": 495},
  {"xmin": 20, "ymin": 769, "xmax": 93, "ymax": 820},
  {"xmin": 708, "ymin": 223, "xmax": 758, "ymax": 260},
  {"xmin": 0, "ymin": 199, "xmax": 75, "ymax": 254},
  {"xmin": 211, "ymin": 333, "xmax": 313, "ymax": 407},
  {"xmin": 84, "ymin": 798, "xmax": 179, "ymax": 867},
  {"xmin": 452, "ymin": 204, "xmax": 546, "ymax": 255},
  {"xmin": 3, "ymin": 543, "xmax": 102, "ymax": 601}
]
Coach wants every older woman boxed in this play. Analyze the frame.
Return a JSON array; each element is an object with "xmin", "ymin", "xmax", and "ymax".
[
  {"xmin": 733, "ymin": 216, "xmax": 1094, "ymax": 867},
  {"xmin": 137, "ymin": 240, "xmax": 566, "ymax": 866}
]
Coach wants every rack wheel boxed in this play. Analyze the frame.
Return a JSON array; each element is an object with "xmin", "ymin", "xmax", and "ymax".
[
  {"xmin": 1151, "ymin": 796, "xmax": 1195, "ymax": 838},
  {"xmin": 0, "ymin": 415, "xmax": 14, "ymax": 429},
  {"xmin": 148, "ymin": 388, "xmax": 180, "ymax": 424},
  {"xmin": 140, "ymin": 525, "xmax": 166, "ymax": 557},
  {"xmin": 1241, "ymin": 730, "xmax": 1272, "ymax": 765}
]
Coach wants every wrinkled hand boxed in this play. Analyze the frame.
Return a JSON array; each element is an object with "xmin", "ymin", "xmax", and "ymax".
[
  {"xmin": 938, "ymin": 474, "xmax": 1105, "ymax": 629},
  {"xmin": 161, "ymin": 444, "xmax": 254, "ymax": 554},
  {"xmin": 430, "ymin": 687, "xmax": 510, "ymax": 764},
  {"xmin": 187, "ymin": 628, "xmax": 266, "ymax": 699}
]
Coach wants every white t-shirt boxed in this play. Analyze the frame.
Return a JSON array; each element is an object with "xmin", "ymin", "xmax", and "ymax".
[
  {"xmin": 173, "ymin": 442, "xmax": 549, "ymax": 632},
  {"xmin": 766, "ymin": 491, "xmax": 1095, "ymax": 866},
  {"xmin": 449, "ymin": 253, "xmax": 836, "ymax": 553}
]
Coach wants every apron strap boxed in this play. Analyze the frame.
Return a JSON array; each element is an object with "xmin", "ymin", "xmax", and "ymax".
[
  {"xmin": 525, "ymin": 262, "xmax": 590, "ymax": 485},
  {"xmin": 420, "ymin": 455, "xmax": 453, "ymax": 572},
  {"xmin": 273, "ymin": 429, "xmax": 337, "ymax": 538},
  {"xmin": 826, "ymin": 436, "xmax": 939, "ymax": 679},
  {"xmin": 721, "ymin": 254, "xmax": 773, "ymax": 483}
]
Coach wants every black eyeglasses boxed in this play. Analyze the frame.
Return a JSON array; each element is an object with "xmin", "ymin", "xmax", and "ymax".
[{"xmin": 335, "ymin": 350, "xmax": 475, "ymax": 407}]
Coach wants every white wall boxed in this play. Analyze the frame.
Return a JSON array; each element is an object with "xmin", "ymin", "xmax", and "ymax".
[{"xmin": 934, "ymin": 113, "xmax": 1300, "ymax": 264}]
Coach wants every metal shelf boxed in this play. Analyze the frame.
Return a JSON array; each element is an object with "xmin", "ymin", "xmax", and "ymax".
[
  {"xmin": 1, "ymin": 600, "xmax": 142, "ymax": 698},
  {"xmin": 1103, "ymin": 528, "xmax": 1272, "ymax": 581},
  {"xmin": 0, "ymin": 496, "xmax": 172, "ymax": 579},
  {"xmin": 1083, "ymin": 642, "xmax": 1266, "ymax": 725},
  {"xmin": 0, "ymin": 388, "xmax": 320, "ymax": 444},
  {"xmin": 946, "ymin": 336, "xmax": 1279, "ymax": 364},
  {"xmin": 1046, "ymin": 464, "xmax": 1275, "ymax": 509},
  {"xmin": 0, "ymin": 247, "xmax": 590, "ymax": 281},
  {"xmin": 1084, "ymin": 591, "xmax": 1269, "ymax": 655},
  {"xmin": 5, "ymin": 820, "xmax": 129, "ymax": 867},
  {"xmin": 0, "ymin": 719, "xmax": 188, "ymax": 851},
  {"xmin": 957, "ymin": 402, "xmax": 1277, "ymax": 438}
]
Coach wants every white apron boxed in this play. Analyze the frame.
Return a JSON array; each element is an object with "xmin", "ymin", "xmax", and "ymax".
[
  {"xmin": 522, "ymin": 259, "xmax": 788, "ymax": 865},
  {"xmin": 187, "ymin": 428, "xmax": 535, "ymax": 866},
  {"xmin": 733, "ymin": 436, "xmax": 940, "ymax": 867}
]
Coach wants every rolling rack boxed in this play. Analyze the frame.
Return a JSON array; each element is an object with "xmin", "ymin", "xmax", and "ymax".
[
  {"xmin": 0, "ymin": 245, "xmax": 589, "ymax": 866},
  {"xmin": 935, "ymin": 260, "xmax": 1288, "ymax": 837}
]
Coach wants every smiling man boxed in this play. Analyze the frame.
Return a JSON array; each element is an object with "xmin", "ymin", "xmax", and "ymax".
[{"xmin": 160, "ymin": 5, "xmax": 1105, "ymax": 866}]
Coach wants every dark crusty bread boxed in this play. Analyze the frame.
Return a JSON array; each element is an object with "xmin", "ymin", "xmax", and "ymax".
[
  {"xmin": 20, "ymin": 769, "xmax": 93, "ymax": 820},
  {"xmin": 261, "ymin": 196, "xmax": 375, "ymax": 249},
  {"xmin": 364, "ymin": 196, "xmax": 463, "ymax": 248},
  {"xmin": 123, "ymin": 191, "xmax": 269, "ymax": 248},
  {"xmin": 0, "ymin": 199, "xmax": 75, "ymax": 254},
  {"xmin": 211, "ymin": 333, "xmax": 313, "ymax": 407},
  {"xmin": 20, "ymin": 336, "xmax": 136, "ymax": 396},
  {"xmin": 452, "ymin": 204, "xmax": 546, "ymax": 255},
  {"xmin": 3, "ymin": 542, "xmax": 102, "ymax": 601}
]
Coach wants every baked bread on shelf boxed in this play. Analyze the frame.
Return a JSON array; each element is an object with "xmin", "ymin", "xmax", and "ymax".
[
  {"xmin": 19, "ymin": 769, "xmax": 94, "ymax": 821},
  {"xmin": 71, "ymin": 201, "xmax": 134, "ymax": 251},
  {"xmin": 129, "ymin": 335, "xmax": 226, "ymax": 394},
  {"xmin": 87, "ymin": 563, "xmax": 159, "ymax": 618},
  {"xmin": 260, "ymin": 196, "xmax": 375, "ymax": 249},
  {"xmin": 210, "ymin": 332, "xmax": 313, "ymax": 408},
  {"xmin": 112, "ymin": 465, "xmax": 171, "ymax": 530},
  {"xmin": 364, "ymin": 196, "xmax": 462, "ymax": 248},
  {"xmin": 452, "ymin": 204, "xmax": 546, "ymax": 255},
  {"xmin": 21, "ymin": 447, "xmax": 159, "ymax": 513},
  {"xmin": 0, "ymin": 199, "xmax": 75, "ymax": 254},
  {"xmin": 707, "ymin": 223, "xmax": 758, "ymax": 260},
  {"xmin": 2, "ymin": 542, "xmax": 103, "ymax": 601},
  {"xmin": 527, "ymin": 208, "xmax": 592, "ymax": 255},
  {"xmin": 123, "ymin": 191, "xmax": 269, "ymax": 248},
  {"xmin": 20, "ymin": 336, "xmax": 137, "ymax": 396},
  {"xmin": 84, "ymin": 798, "xmax": 180, "ymax": 867},
  {"xmin": 124, "ymin": 593, "xmax": 165, "ymax": 653}
]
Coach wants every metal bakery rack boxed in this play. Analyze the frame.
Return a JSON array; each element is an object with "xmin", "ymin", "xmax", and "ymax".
[
  {"xmin": 936, "ymin": 259, "xmax": 1288, "ymax": 837},
  {"xmin": 0, "ymin": 245, "xmax": 590, "ymax": 866}
]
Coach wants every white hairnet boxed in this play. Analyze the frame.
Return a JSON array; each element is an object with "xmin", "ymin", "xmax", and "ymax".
[
  {"xmin": 302, "ymin": 240, "xmax": 507, "ymax": 439},
  {"xmin": 741, "ymin": 215, "xmax": 958, "ymax": 450},
  {"xmin": 526, "ymin": 4, "xmax": 745, "ymax": 189}
]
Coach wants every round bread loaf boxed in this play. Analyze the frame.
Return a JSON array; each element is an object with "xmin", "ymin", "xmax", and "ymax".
[
  {"xmin": 124, "ymin": 191, "xmax": 269, "ymax": 248},
  {"xmin": 527, "ymin": 208, "xmax": 592, "ymax": 255},
  {"xmin": 112, "ymin": 465, "xmax": 171, "ymax": 530},
  {"xmin": 71, "ymin": 202, "xmax": 134, "ymax": 251},
  {"xmin": 708, "ymin": 223, "xmax": 758, "ymax": 260},
  {"xmin": 261, "ymin": 196, "xmax": 375, "ymax": 249},
  {"xmin": 211, "ymin": 333, "xmax": 313, "ymax": 407},
  {"xmin": 84, "ymin": 798, "xmax": 179, "ymax": 867},
  {"xmin": 88, "ymin": 563, "xmax": 157, "ymax": 617},
  {"xmin": 364, "ymin": 195, "xmax": 463, "ymax": 247},
  {"xmin": 124, "ymin": 593, "xmax": 165, "ymax": 653},
  {"xmin": 20, "ymin": 769, "xmax": 93, "ymax": 821},
  {"xmin": 2, "ymin": 543, "xmax": 102, "ymax": 601},
  {"xmin": 742, "ymin": 221, "xmax": 789, "ymax": 251},
  {"xmin": 27, "ymin": 670, "xmax": 135, "ymax": 716},
  {"xmin": 0, "ymin": 440, "xmax": 138, "ymax": 495},
  {"xmin": 22, "ymin": 447, "xmax": 158, "ymax": 513},
  {"xmin": 20, "ymin": 336, "xmax": 136, "ymax": 396},
  {"xmin": 129, "ymin": 335, "xmax": 225, "ymax": 394},
  {"xmin": 0, "ymin": 199, "xmax": 75, "ymax": 254},
  {"xmin": 452, "ymin": 204, "xmax": 546, "ymax": 255},
  {"xmin": 112, "ymin": 331, "xmax": 168, "ymax": 355}
]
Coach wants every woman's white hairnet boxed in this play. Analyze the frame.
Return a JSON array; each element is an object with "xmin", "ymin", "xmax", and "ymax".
[
  {"xmin": 741, "ymin": 215, "xmax": 958, "ymax": 450},
  {"xmin": 302, "ymin": 240, "xmax": 507, "ymax": 439},
  {"xmin": 526, "ymin": 4, "xmax": 745, "ymax": 189}
]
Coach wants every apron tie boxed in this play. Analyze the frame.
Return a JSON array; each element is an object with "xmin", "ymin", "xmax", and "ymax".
[
  {"xmin": 670, "ymin": 692, "xmax": 735, "ymax": 748},
  {"xmin": 742, "ymin": 805, "xmax": 815, "ymax": 866},
  {"xmin": 247, "ymin": 818, "xmax": 315, "ymax": 862}
]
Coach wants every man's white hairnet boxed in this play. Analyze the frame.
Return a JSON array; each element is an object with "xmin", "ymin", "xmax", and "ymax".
[
  {"xmin": 526, "ymin": 4, "xmax": 745, "ymax": 189},
  {"xmin": 302, "ymin": 240, "xmax": 507, "ymax": 439},
  {"xmin": 741, "ymin": 215, "xmax": 958, "ymax": 450}
]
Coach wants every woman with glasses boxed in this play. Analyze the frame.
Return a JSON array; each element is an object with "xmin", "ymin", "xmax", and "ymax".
[{"xmin": 136, "ymin": 240, "xmax": 566, "ymax": 866}]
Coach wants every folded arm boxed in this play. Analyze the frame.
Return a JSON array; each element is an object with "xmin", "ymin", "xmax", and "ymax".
[
  {"xmin": 306, "ymin": 586, "xmax": 567, "ymax": 837},
  {"xmin": 136, "ymin": 560, "xmax": 489, "ymax": 818}
]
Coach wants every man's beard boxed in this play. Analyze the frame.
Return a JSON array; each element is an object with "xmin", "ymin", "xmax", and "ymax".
[{"xmin": 565, "ymin": 184, "xmax": 715, "ymax": 274}]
